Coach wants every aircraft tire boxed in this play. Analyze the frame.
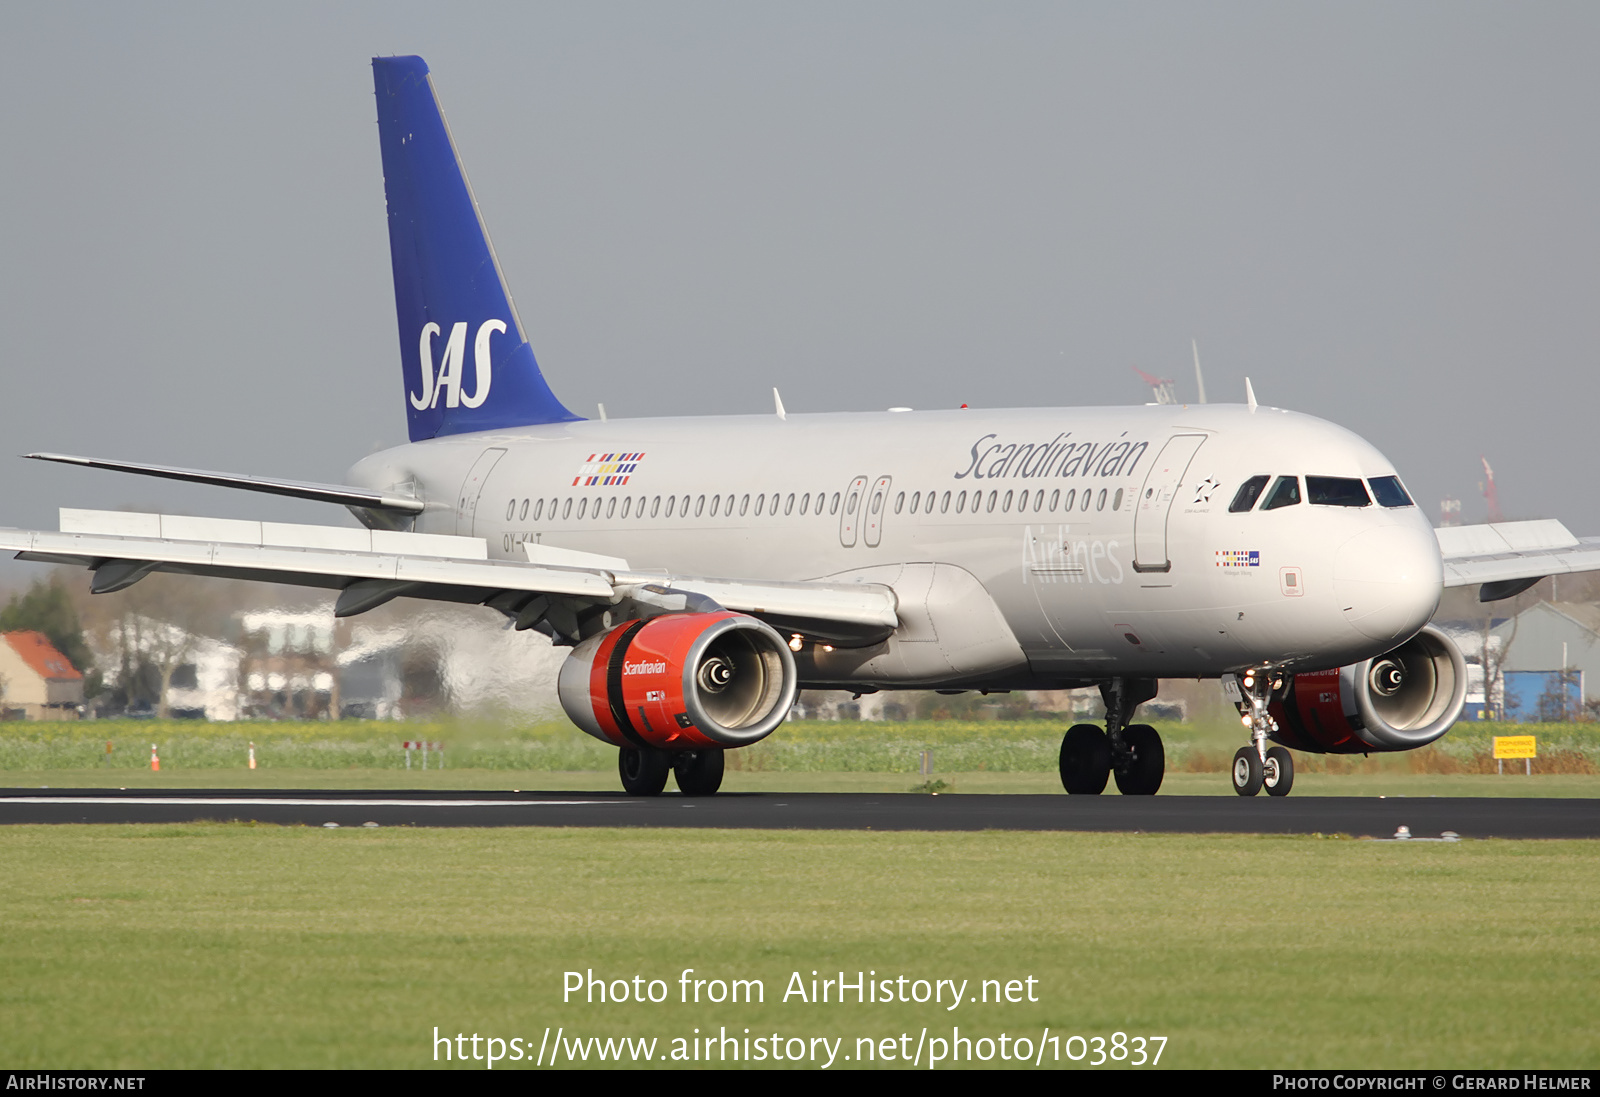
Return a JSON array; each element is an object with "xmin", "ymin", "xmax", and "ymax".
[
  {"xmin": 618, "ymin": 746, "xmax": 672, "ymax": 796},
  {"xmin": 674, "ymin": 749, "xmax": 726, "ymax": 796},
  {"xmin": 1263, "ymin": 746, "xmax": 1295, "ymax": 797},
  {"xmin": 1231, "ymin": 746, "xmax": 1264, "ymax": 797},
  {"xmin": 1114, "ymin": 723, "xmax": 1165, "ymax": 795},
  {"xmin": 1060, "ymin": 724, "xmax": 1112, "ymax": 795}
]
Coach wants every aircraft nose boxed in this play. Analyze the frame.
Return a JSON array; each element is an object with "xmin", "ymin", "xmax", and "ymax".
[{"xmin": 1332, "ymin": 524, "xmax": 1443, "ymax": 644}]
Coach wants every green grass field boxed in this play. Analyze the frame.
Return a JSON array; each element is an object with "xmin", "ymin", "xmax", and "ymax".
[
  {"xmin": 6, "ymin": 717, "xmax": 1598, "ymax": 777},
  {"xmin": 0, "ymin": 825, "xmax": 1595, "ymax": 1069},
  {"xmin": 3, "ymin": 718, "xmax": 1595, "ymax": 1069}
]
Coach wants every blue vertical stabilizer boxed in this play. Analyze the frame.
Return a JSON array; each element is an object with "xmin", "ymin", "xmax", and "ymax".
[{"xmin": 373, "ymin": 56, "xmax": 580, "ymax": 441}]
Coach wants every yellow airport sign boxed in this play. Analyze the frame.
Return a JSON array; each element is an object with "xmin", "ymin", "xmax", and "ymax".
[{"xmin": 1493, "ymin": 736, "xmax": 1537, "ymax": 760}]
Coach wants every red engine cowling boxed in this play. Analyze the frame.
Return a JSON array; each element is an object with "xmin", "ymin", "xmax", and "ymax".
[
  {"xmin": 558, "ymin": 611, "xmax": 798, "ymax": 750},
  {"xmin": 1267, "ymin": 624, "xmax": 1468, "ymax": 754}
]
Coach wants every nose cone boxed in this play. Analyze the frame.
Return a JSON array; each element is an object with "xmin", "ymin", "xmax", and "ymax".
[{"xmin": 1333, "ymin": 524, "xmax": 1443, "ymax": 644}]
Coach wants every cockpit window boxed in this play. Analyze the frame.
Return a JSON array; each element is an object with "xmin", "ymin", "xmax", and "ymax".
[
  {"xmin": 1306, "ymin": 476, "xmax": 1371, "ymax": 507},
  {"xmin": 1368, "ymin": 476, "xmax": 1414, "ymax": 508},
  {"xmin": 1229, "ymin": 475, "xmax": 1270, "ymax": 513},
  {"xmin": 1261, "ymin": 475, "xmax": 1301, "ymax": 510}
]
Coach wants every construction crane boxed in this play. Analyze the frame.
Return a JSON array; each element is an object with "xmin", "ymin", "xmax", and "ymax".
[
  {"xmin": 1479, "ymin": 456, "xmax": 1504, "ymax": 523},
  {"xmin": 1132, "ymin": 366, "xmax": 1178, "ymax": 405}
]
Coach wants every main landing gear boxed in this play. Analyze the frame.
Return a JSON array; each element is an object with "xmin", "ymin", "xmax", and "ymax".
[
  {"xmin": 1232, "ymin": 670, "xmax": 1294, "ymax": 797},
  {"xmin": 1059, "ymin": 678, "xmax": 1165, "ymax": 796},
  {"xmin": 618, "ymin": 746, "xmax": 726, "ymax": 797}
]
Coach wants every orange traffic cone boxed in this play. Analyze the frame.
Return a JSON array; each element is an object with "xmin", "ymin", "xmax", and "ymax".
[{"xmin": 150, "ymin": 743, "xmax": 160, "ymax": 772}]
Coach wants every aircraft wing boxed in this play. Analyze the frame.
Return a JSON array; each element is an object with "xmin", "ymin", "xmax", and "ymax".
[
  {"xmin": 0, "ymin": 509, "xmax": 899, "ymax": 645},
  {"xmin": 1435, "ymin": 519, "xmax": 1600, "ymax": 601}
]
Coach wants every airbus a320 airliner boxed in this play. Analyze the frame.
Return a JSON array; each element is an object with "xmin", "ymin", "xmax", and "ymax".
[{"xmin": 7, "ymin": 57, "xmax": 1598, "ymax": 797}]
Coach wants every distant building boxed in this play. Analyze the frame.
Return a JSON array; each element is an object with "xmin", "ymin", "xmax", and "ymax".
[
  {"xmin": 0, "ymin": 631, "xmax": 84, "ymax": 720},
  {"xmin": 1491, "ymin": 601, "xmax": 1600, "ymax": 716}
]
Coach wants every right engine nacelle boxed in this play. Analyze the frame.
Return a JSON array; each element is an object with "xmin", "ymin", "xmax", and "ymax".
[
  {"xmin": 559, "ymin": 611, "xmax": 797, "ymax": 751},
  {"xmin": 1267, "ymin": 624, "xmax": 1468, "ymax": 754}
]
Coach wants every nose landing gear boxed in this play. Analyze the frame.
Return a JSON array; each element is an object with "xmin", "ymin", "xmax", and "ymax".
[
  {"xmin": 1231, "ymin": 670, "xmax": 1295, "ymax": 797},
  {"xmin": 1059, "ymin": 678, "xmax": 1164, "ymax": 795}
]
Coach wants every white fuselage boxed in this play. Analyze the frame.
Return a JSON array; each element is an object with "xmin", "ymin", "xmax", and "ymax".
[{"xmin": 346, "ymin": 402, "xmax": 1443, "ymax": 688}]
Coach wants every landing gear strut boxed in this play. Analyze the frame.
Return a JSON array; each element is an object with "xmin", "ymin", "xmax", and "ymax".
[
  {"xmin": 1058, "ymin": 678, "xmax": 1164, "ymax": 795},
  {"xmin": 1232, "ymin": 670, "xmax": 1295, "ymax": 797}
]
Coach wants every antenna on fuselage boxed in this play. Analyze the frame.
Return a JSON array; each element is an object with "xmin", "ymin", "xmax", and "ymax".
[
  {"xmin": 1192, "ymin": 339, "xmax": 1208, "ymax": 404},
  {"xmin": 1244, "ymin": 377, "xmax": 1258, "ymax": 412},
  {"xmin": 597, "ymin": 403, "xmax": 607, "ymax": 422},
  {"xmin": 773, "ymin": 388, "xmax": 787, "ymax": 421}
]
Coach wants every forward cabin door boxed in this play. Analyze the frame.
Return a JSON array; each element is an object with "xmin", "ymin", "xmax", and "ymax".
[
  {"xmin": 456, "ymin": 447, "xmax": 507, "ymax": 536},
  {"xmin": 1132, "ymin": 434, "xmax": 1206, "ymax": 573}
]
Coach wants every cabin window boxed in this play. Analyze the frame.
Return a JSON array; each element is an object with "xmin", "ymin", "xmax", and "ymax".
[
  {"xmin": 1261, "ymin": 476, "xmax": 1301, "ymax": 510},
  {"xmin": 831, "ymin": 493, "xmax": 841, "ymax": 515},
  {"xmin": 621, "ymin": 497, "xmax": 631, "ymax": 519},
  {"xmin": 532, "ymin": 499, "xmax": 544, "ymax": 522},
  {"xmin": 785, "ymin": 493, "xmax": 795, "ymax": 515},
  {"xmin": 1049, "ymin": 489, "xmax": 1060, "ymax": 511},
  {"xmin": 909, "ymin": 492, "xmax": 920, "ymax": 514},
  {"xmin": 606, "ymin": 497, "xmax": 617, "ymax": 519},
  {"xmin": 664, "ymin": 496, "xmax": 675, "ymax": 518},
  {"xmin": 799, "ymin": 493, "xmax": 809, "ymax": 515},
  {"xmin": 1063, "ymin": 489, "xmax": 1076, "ymax": 511},
  {"xmin": 1229, "ymin": 475, "xmax": 1270, "ymax": 513},
  {"xmin": 1112, "ymin": 488, "xmax": 1123, "ymax": 511},
  {"xmin": 577, "ymin": 498, "xmax": 588, "ymax": 520},
  {"xmin": 651, "ymin": 496, "xmax": 661, "ymax": 518},
  {"xmin": 695, "ymin": 495, "xmax": 706, "ymax": 517},
  {"xmin": 754, "ymin": 494, "xmax": 764, "ymax": 517},
  {"xmin": 710, "ymin": 495, "xmax": 721, "ymax": 517},
  {"xmin": 506, "ymin": 499, "xmax": 516, "ymax": 521},
  {"xmin": 894, "ymin": 492, "xmax": 905, "ymax": 514},
  {"xmin": 1307, "ymin": 476, "xmax": 1370, "ymax": 507},
  {"xmin": 1080, "ymin": 489, "xmax": 1091, "ymax": 511},
  {"xmin": 562, "ymin": 498, "xmax": 572, "ymax": 520},
  {"xmin": 517, "ymin": 499, "xmax": 528, "ymax": 521},
  {"xmin": 1001, "ymin": 490, "xmax": 1013, "ymax": 513},
  {"xmin": 1096, "ymin": 489, "xmax": 1107, "ymax": 511},
  {"xmin": 740, "ymin": 494, "xmax": 750, "ymax": 516},
  {"xmin": 1368, "ymin": 476, "xmax": 1414, "ymax": 508}
]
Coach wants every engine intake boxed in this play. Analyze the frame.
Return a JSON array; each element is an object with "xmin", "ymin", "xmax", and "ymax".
[
  {"xmin": 559, "ymin": 611, "xmax": 797, "ymax": 750},
  {"xmin": 1268, "ymin": 624, "xmax": 1467, "ymax": 753}
]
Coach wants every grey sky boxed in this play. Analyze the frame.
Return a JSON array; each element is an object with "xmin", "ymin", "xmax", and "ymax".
[{"xmin": 2, "ymin": 3, "xmax": 1597, "ymax": 564}]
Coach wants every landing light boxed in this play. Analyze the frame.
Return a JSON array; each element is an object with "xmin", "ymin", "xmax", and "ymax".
[
  {"xmin": 1241, "ymin": 714, "xmax": 1253, "ymax": 727},
  {"xmin": 788, "ymin": 633, "xmax": 803, "ymax": 652}
]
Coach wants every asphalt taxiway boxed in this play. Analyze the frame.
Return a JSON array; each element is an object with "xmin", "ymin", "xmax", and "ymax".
[{"xmin": 0, "ymin": 788, "xmax": 1595, "ymax": 838}]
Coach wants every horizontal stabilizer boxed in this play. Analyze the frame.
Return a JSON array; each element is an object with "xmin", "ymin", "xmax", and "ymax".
[{"xmin": 28, "ymin": 453, "xmax": 424, "ymax": 515}]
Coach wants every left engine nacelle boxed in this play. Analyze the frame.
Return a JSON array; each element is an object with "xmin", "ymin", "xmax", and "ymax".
[
  {"xmin": 1268, "ymin": 624, "xmax": 1468, "ymax": 754},
  {"xmin": 559, "ymin": 611, "xmax": 798, "ymax": 750}
]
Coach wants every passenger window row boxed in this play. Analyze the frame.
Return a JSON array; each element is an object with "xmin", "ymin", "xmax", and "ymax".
[
  {"xmin": 503, "ymin": 485, "xmax": 1128, "ymax": 524},
  {"xmin": 505, "ymin": 492, "xmax": 845, "ymax": 524},
  {"xmin": 894, "ymin": 487, "xmax": 1123, "ymax": 515},
  {"xmin": 1228, "ymin": 474, "xmax": 1414, "ymax": 513}
]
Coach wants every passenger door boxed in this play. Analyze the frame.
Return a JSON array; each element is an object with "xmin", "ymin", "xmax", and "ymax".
[{"xmin": 1133, "ymin": 435, "xmax": 1206, "ymax": 572}]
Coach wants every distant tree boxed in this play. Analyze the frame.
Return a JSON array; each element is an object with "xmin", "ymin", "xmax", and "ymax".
[{"xmin": 0, "ymin": 574, "xmax": 96, "ymax": 674}]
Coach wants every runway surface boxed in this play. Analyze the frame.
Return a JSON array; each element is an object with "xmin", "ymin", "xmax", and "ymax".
[{"xmin": 1, "ymin": 788, "xmax": 1596, "ymax": 837}]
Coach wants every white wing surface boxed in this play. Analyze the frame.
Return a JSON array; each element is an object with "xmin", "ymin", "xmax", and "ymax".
[
  {"xmin": 0, "ymin": 509, "xmax": 899, "ymax": 644},
  {"xmin": 1435, "ymin": 519, "xmax": 1600, "ymax": 601}
]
